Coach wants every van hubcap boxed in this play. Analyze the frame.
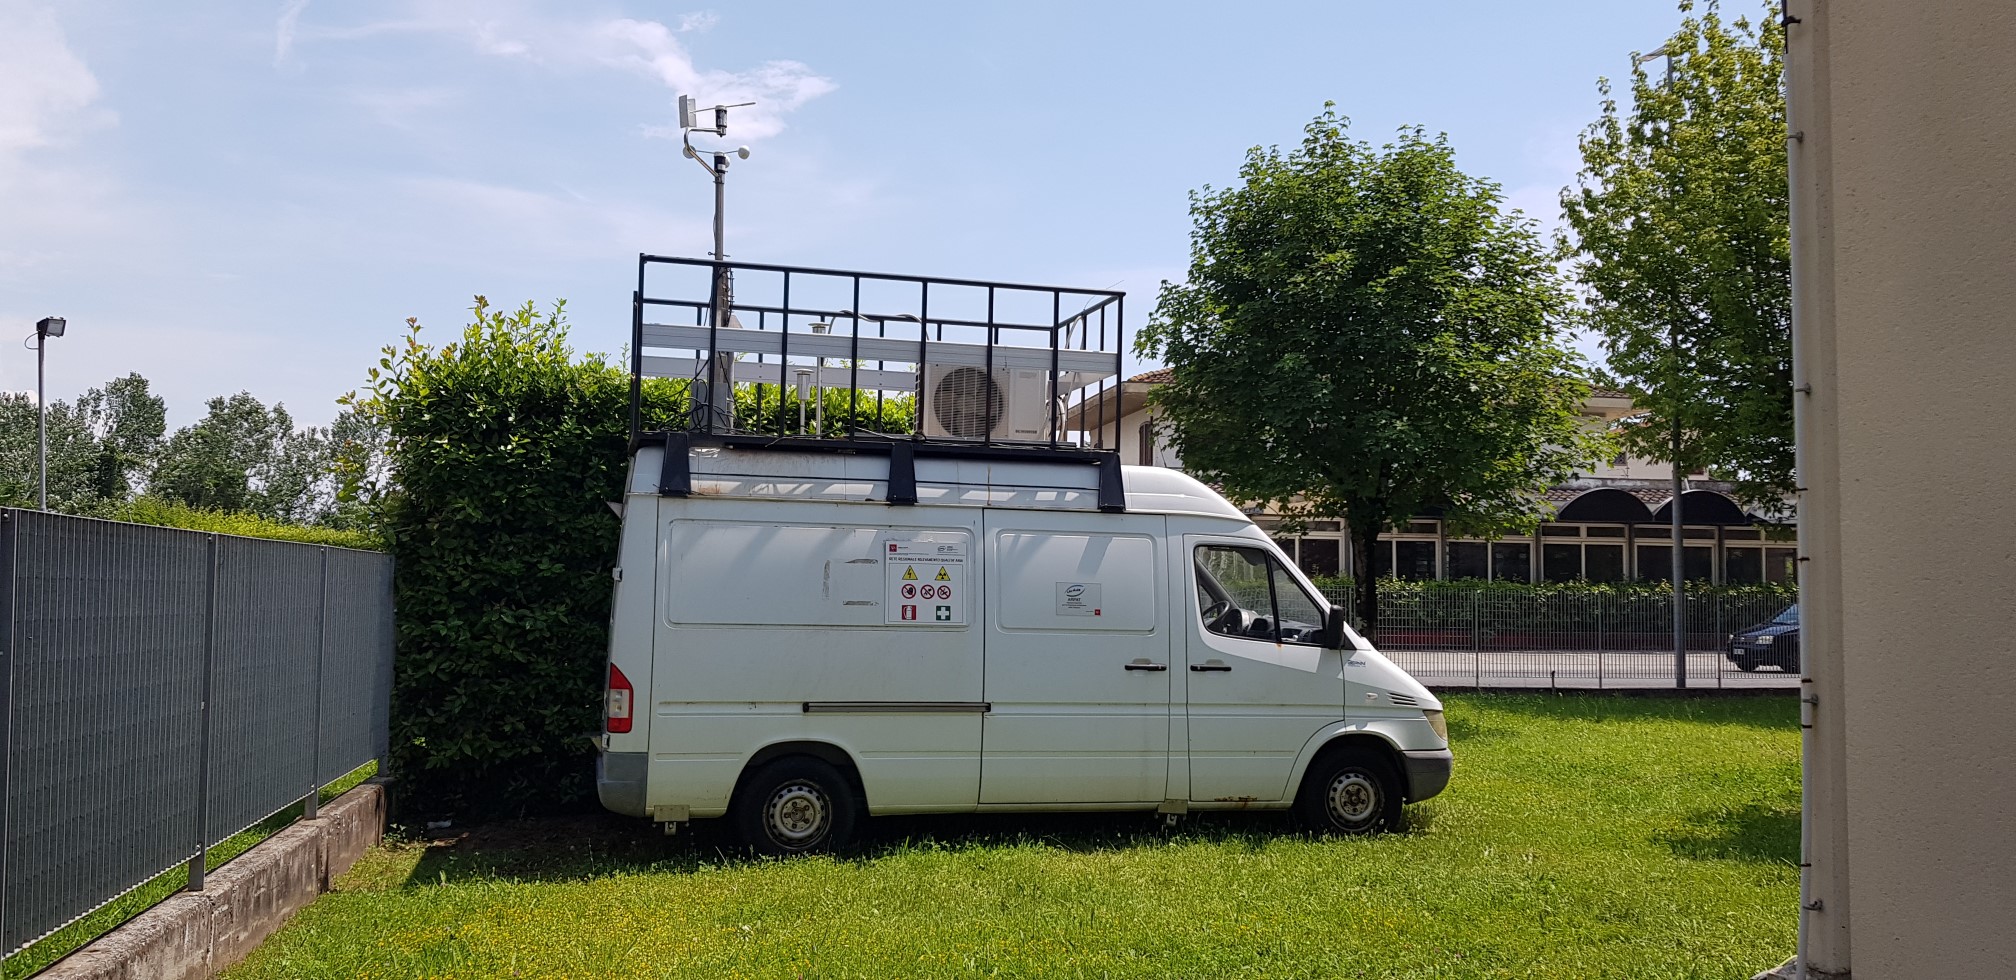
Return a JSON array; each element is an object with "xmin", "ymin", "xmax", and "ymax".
[
  {"xmin": 765, "ymin": 781, "xmax": 831, "ymax": 845},
  {"xmin": 1327, "ymin": 771, "xmax": 1379, "ymax": 824}
]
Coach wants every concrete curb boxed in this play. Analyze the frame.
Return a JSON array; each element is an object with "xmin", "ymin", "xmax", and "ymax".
[{"xmin": 39, "ymin": 780, "xmax": 387, "ymax": 980}]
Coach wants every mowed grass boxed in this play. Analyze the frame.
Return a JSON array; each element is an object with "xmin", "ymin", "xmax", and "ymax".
[{"xmin": 226, "ymin": 695, "xmax": 1798, "ymax": 980}]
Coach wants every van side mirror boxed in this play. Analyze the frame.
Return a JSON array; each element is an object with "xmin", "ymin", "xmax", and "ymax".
[{"xmin": 1321, "ymin": 606, "xmax": 1350, "ymax": 650}]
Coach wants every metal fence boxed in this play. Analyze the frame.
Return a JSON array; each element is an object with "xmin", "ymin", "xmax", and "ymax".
[
  {"xmin": 0, "ymin": 509, "xmax": 394, "ymax": 957},
  {"xmin": 1318, "ymin": 586, "xmax": 1799, "ymax": 690}
]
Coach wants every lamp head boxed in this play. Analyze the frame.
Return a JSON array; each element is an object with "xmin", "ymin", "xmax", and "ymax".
[
  {"xmin": 735, "ymin": 146, "xmax": 751, "ymax": 160},
  {"xmin": 36, "ymin": 316, "xmax": 65, "ymax": 338}
]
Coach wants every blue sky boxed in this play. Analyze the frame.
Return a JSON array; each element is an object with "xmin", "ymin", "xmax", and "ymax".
[{"xmin": 1, "ymin": 0, "xmax": 1696, "ymax": 428}]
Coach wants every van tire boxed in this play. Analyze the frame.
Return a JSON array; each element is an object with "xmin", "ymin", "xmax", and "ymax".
[
  {"xmin": 1294, "ymin": 747, "xmax": 1403, "ymax": 835},
  {"xmin": 733, "ymin": 757, "xmax": 860, "ymax": 856}
]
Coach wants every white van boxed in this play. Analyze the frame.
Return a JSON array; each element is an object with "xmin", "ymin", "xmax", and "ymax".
[{"xmin": 596, "ymin": 441, "xmax": 1451, "ymax": 853}]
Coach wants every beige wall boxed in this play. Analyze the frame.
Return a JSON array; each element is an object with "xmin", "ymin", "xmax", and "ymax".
[{"xmin": 1788, "ymin": 1, "xmax": 2016, "ymax": 977}]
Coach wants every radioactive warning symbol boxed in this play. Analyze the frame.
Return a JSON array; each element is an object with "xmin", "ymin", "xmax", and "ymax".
[
  {"xmin": 902, "ymin": 566, "xmax": 918, "ymax": 581},
  {"xmin": 934, "ymin": 567, "xmax": 951, "ymax": 581}
]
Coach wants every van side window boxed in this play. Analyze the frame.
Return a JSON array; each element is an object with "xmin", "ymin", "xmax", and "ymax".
[{"xmin": 1193, "ymin": 545, "xmax": 1327, "ymax": 645}]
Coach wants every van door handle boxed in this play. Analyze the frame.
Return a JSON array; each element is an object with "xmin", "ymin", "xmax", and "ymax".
[
  {"xmin": 1123, "ymin": 661, "xmax": 1168, "ymax": 671},
  {"xmin": 1190, "ymin": 662, "xmax": 1232, "ymax": 672}
]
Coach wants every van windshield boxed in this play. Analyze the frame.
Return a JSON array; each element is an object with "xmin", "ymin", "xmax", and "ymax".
[{"xmin": 1771, "ymin": 605, "xmax": 1800, "ymax": 626}]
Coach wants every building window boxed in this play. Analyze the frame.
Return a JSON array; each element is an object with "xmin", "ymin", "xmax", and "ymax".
[
  {"xmin": 1725, "ymin": 547, "xmax": 1764, "ymax": 584},
  {"xmin": 1766, "ymin": 547, "xmax": 1799, "ymax": 583},
  {"xmin": 1491, "ymin": 542, "xmax": 1532, "ymax": 582},
  {"xmin": 1138, "ymin": 420, "xmax": 1153, "ymax": 466},
  {"xmin": 1543, "ymin": 543, "xmax": 1581, "ymax": 582},
  {"xmin": 1297, "ymin": 538, "xmax": 1340, "ymax": 578},
  {"xmin": 1393, "ymin": 540, "xmax": 1437, "ymax": 580},
  {"xmin": 1585, "ymin": 525, "xmax": 1626, "ymax": 538},
  {"xmin": 1541, "ymin": 524, "xmax": 1582, "ymax": 537},
  {"xmin": 1584, "ymin": 544, "xmax": 1626, "ymax": 582},
  {"xmin": 1637, "ymin": 545, "xmax": 1715, "ymax": 582},
  {"xmin": 1447, "ymin": 541, "xmax": 1488, "ymax": 580}
]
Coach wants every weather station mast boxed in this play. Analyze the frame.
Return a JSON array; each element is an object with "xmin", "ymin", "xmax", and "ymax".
[{"xmin": 676, "ymin": 94, "xmax": 754, "ymax": 430}]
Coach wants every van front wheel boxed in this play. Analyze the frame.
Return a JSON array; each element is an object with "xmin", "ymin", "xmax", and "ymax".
[
  {"xmin": 734, "ymin": 757, "xmax": 860, "ymax": 856},
  {"xmin": 1295, "ymin": 748, "xmax": 1403, "ymax": 835}
]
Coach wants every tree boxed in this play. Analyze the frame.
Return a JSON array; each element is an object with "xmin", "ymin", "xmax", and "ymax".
[
  {"xmin": 0, "ymin": 374, "xmax": 164, "ymax": 514},
  {"xmin": 1139, "ymin": 108, "xmax": 1607, "ymax": 629},
  {"xmin": 149, "ymin": 391, "xmax": 341, "ymax": 521},
  {"xmin": 1560, "ymin": 1, "xmax": 1791, "ymax": 506}
]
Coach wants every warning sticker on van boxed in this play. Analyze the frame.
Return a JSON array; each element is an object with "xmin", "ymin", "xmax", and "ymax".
[{"xmin": 885, "ymin": 537, "xmax": 967, "ymax": 625}]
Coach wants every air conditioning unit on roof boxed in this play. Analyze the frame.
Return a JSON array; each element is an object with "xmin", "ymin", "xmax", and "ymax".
[{"xmin": 923, "ymin": 364, "xmax": 1059, "ymax": 442}]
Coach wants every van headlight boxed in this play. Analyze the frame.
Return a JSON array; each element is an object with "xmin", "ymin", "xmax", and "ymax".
[
  {"xmin": 1424, "ymin": 709, "xmax": 1448, "ymax": 743},
  {"xmin": 1755, "ymin": 635, "xmax": 1774, "ymax": 645}
]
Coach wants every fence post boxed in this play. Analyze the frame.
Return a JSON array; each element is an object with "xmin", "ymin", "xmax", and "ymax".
[
  {"xmin": 1472, "ymin": 589, "xmax": 1482, "ymax": 690},
  {"xmin": 306, "ymin": 548, "xmax": 328, "ymax": 821},
  {"xmin": 0, "ymin": 511, "xmax": 19, "ymax": 948},
  {"xmin": 188, "ymin": 534, "xmax": 219, "ymax": 891}
]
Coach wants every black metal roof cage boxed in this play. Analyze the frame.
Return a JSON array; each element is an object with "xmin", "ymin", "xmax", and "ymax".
[{"xmin": 630, "ymin": 256, "xmax": 1129, "ymax": 460}]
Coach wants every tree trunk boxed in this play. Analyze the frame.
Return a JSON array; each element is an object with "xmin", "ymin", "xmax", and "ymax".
[{"xmin": 1351, "ymin": 522, "xmax": 1380, "ymax": 633}]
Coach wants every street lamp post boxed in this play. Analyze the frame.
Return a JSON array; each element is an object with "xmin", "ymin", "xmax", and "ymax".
[
  {"xmin": 1636, "ymin": 44, "xmax": 1688, "ymax": 688},
  {"xmin": 30, "ymin": 317, "xmax": 67, "ymax": 511}
]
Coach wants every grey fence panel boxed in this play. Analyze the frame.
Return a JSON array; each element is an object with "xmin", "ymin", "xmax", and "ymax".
[
  {"xmin": 317, "ymin": 548, "xmax": 394, "ymax": 785},
  {"xmin": 1, "ymin": 512, "xmax": 208, "ymax": 954},
  {"xmin": 205, "ymin": 537, "xmax": 323, "ymax": 843},
  {"xmin": 1319, "ymin": 584, "xmax": 1800, "ymax": 689},
  {"xmin": 1, "ymin": 511, "xmax": 394, "ymax": 960}
]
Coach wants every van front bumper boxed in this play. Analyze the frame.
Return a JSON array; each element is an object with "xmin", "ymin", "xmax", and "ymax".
[
  {"xmin": 1401, "ymin": 749, "xmax": 1453, "ymax": 802},
  {"xmin": 597, "ymin": 750, "xmax": 649, "ymax": 817}
]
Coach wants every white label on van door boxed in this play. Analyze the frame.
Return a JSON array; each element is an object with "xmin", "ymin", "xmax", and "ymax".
[
  {"xmin": 1055, "ymin": 582, "xmax": 1102, "ymax": 617},
  {"xmin": 885, "ymin": 537, "xmax": 967, "ymax": 625}
]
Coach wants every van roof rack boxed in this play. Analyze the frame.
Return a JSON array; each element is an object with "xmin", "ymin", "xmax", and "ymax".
[{"xmin": 628, "ymin": 256, "xmax": 1129, "ymax": 459}]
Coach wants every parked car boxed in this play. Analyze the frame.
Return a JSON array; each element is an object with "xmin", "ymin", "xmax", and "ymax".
[{"xmin": 1727, "ymin": 604, "xmax": 1800, "ymax": 672}]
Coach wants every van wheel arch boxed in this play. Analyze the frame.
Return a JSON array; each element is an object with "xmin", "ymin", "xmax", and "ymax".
[
  {"xmin": 736, "ymin": 741, "xmax": 869, "ymax": 809},
  {"xmin": 1306, "ymin": 733, "xmax": 1407, "ymax": 798},
  {"xmin": 1295, "ymin": 733, "xmax": 1407, "ymax": 834}
]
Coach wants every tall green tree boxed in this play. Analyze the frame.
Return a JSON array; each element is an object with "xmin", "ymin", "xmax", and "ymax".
[
  {"xmin": 1140, "ymin": 108, "xmax": 1607, "ymax": 628},
  {"xmin": 1560, "ymin": 1, "xmax": 1791, "ymax": 505},
  {"xmin": 0, "ymin": 374, "xmax": 165, "ymax": 513}
]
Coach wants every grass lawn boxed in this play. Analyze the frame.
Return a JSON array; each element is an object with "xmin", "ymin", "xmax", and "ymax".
[
  {"xmin": 3, "ymin": 763, "xmax": 378, "ymax": 980},
  {"xmin": 225, "ymin": 695, "xmax": 1799, "ymax": 979}
]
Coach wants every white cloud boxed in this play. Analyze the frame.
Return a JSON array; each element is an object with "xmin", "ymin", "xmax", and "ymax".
[
  {"xmin": 273, "ymin": 0, "xmax": 312, "ymax": 67},
  {"xmin": 0, "ymin": 1, "xmax": 108, "ymax": 163},
  {"xmin": 282, "ymin": 2, "xmax": 833, "ymax": 141}
]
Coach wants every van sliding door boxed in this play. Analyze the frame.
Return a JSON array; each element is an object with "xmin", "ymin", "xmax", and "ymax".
[{"xmin": 979, "ymin": 513, "xmax": 1172, "ymax": 804}]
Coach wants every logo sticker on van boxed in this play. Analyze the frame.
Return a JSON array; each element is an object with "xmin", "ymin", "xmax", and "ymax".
[{"xmin": 1056, "ymin": 582, "xmax": 1103, "ymax": 617}]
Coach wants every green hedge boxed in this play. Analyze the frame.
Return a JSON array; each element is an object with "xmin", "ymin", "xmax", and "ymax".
[
  {"xmin": 110, "ymin": 496, "xmax": 382, "ymax": 550},
  {"xmin": 355, "ymin": 299, "xmax": 915, "ymax": 818},
  {"xmin": 1306, "ymin": 576, "xmax": 1796, "ymax": 634}
]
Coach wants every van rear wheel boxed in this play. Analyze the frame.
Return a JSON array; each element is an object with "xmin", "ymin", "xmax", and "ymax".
[
  {"xmin": 733, "ymin": 757, "xmax": 860, "ymax": 856},
  {"xmin": 1294, "ymin": 748, "xmax": 1403, "ymax": 835}
]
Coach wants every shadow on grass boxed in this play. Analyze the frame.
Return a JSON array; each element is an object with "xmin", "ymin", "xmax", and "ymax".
[
  {"xmin": 1655, "ymin": 798, "xmax": 1800, "ymax": 865},
  {"xmin": 402, "ymin": 804, "xmax": 1434, "ymax": 888}
]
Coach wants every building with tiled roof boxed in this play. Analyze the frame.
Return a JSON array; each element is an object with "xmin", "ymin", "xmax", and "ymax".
[{"xmin": 1070, "ymin": 368, "xmax": 1795, "ymax": 585}]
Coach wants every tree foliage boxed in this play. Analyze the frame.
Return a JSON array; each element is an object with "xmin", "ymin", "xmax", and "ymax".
[
  {"xmin": 1560, "ymin": 1, "xmax": 1791, "ymax": 505},
  {"xmin": 1138, "ymin": 108, "xmax": 1607, "ymax": 627},
  {"xmin": 0, "ymin": 373, "xmax": 165, "ymax": 513}
]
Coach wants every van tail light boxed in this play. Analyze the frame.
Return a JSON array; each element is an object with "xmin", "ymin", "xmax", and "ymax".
[{"xmin": 606, "ymin": 664, "xmax": 634, "ymax": 734}]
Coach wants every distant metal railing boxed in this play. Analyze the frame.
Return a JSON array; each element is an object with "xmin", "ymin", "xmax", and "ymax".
[
  {"xmin": 0, "ymin": 509, "xmax": 394, "ymax": 957},
  {"xmin": 1317, "ymin": 586, "xmax": 1798, "ymax": 689}
]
